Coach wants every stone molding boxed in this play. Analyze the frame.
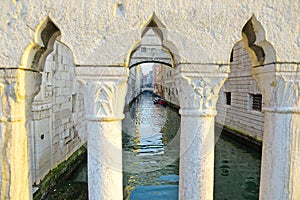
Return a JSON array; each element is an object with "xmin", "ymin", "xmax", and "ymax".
[
  {"xmin": 252, "ymin": 63, "xmax": 300, "ymax": 112},
  {"xmin": 175, "ymin": 64, "xmax": 229, "ymax": 116},
  {"xmin": 76, "ymin": 66, "xmax": 128, "ymax": 121}
]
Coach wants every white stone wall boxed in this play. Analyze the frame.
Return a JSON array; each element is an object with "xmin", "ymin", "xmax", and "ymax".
[
  {"xmin": 156, "ymin": 41, "xmax": 264, "ymax": 141},
  {"xmin": 30, "ymin": 39, "xmax": 87, "ymax": 184},
  {"xmin": 216, "ymin": 41, "xmax": 264, "ymax": 141},
  {"xmin": 1, "ymin": 1, "xmax": 299, "ymax": 69}
]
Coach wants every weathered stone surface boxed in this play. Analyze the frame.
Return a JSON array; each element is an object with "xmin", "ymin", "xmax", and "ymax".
[
  {"xmin": 0, "ymin": 69, "xmax": 41, "ymax": 200},
  {"xmin": 0, "ymin": 1, "xmax": 299, "ymax": 68},
  {"xmin": 252, "ymin": 63, "xmax": 300, "ymax": 200},
  {"xmin": 175, "ymin": 64, "xmax": 229, "ymax": 200},
  {"xmin": 30, "ymin": 40, "xmax": 87, "ymax": 186},
  {"xmin": 77, "ymin": 66, "xmax": 128, "ymax": 200},
  {"xmin": 0, "ymin": 1, "xmax": 299, "ymax": 200}
]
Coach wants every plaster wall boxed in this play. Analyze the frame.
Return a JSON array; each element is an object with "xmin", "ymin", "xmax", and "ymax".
[{"xmin": 0, "ymin": 1, "xmax": 299, "ymax": 69}]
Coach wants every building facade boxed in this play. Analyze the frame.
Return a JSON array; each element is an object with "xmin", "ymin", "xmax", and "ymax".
[
  {"xmin": 126, "ymin": 64, "xmax": 142, "ymax": 105},
  {"xmin": 30, "ymin": 39, "xmax": 87, "ymax": 185},
  {"xmin": 216, "ymin": 41, "xmax": 264, "ymax": 142},
  {"xmin": 156, "ymin": 41, "xmax": 264, "ymax": 141}
]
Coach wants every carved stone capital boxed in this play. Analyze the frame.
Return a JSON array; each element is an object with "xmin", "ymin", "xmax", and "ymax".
[
  {"xmin": 252, "ymin": 63, "xmax": 300, "ymax": 113},
  {"xmin": 175, "ymin": 64, "xmax": 229, "ymax": 116},
  {"xmin": 76, "ymin": 66, "xmax": 128, "ymax": 121}
]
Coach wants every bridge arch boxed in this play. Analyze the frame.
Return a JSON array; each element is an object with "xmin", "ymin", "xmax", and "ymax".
[{"xmin": 129, "ymin": 60, "xmax": 172, "ymax": 69}]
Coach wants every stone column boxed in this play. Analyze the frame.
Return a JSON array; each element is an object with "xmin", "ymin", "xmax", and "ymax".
[
  {"xmin": 175, "ymin": 64, "xmax": 229, "ymax": 200},
  {"xmin": 0, "ymin": 68, "xmax": 42, "ymax": 200},
  {"xmin": 252, "ymin": 63, "xmax": 300, "ymax": 200},
  {"xmin": 76, "ymin": 66, "xmax": 128, "ymax": 200}
]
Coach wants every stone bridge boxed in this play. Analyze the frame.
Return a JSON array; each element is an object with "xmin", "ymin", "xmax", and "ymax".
[{"xmin": 141, "ymin": 87, "xmax": 155, "ymax": 93}]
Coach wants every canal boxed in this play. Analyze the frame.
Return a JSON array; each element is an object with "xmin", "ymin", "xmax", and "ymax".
[
  {"xmin": 45, "ymin": 92, "xmax": 261, "ymax": 199},
  {"xmin": 122, "ymin": 93, "xmax": 261, "ymax": 200}
]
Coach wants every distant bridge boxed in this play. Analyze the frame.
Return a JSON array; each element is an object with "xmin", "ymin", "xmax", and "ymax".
[
  {"xmin": 129, "ymin": 50, "xmax": 172, "ymax": 68},
  {"xmin": 129, "ymin": 58, "xmax": 172, "ymax": 68},
  {"xmin": 141, "ymin": 87, "xmax": 155, "ymax": 93}
]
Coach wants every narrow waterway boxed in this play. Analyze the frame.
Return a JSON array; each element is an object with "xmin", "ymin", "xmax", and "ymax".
[
  {"xmin": 122, "ymin": 93, "xmax": 261, "ymax": 200},
  {"xmin": 46, "ymin": 92, "xmax": 261, "ymax": 199}
]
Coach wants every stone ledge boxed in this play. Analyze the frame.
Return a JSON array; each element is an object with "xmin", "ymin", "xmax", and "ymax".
[{"xmin": 215, "ymin": 123, "xmax": 262, "ymax": 151}]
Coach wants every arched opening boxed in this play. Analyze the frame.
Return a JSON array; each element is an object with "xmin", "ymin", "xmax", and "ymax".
[
  {"xmin": 223, "ymin": 14, "xmax": 276, "ymax": 135},
  {"xmin": 20, "ymin": 16, "xmax": 87, "ymax": 199},
  {"xmin": 21, "ymin": 16, "xmax": 61, "ymax": 71},
  {"xmin": 214, "ymin": 15, "xmax": 277, "ymax": 199},
  {"xmin": 122, "ymin": 14, "xmax": 181, "ymax": 199},
  {"xmin": 241, "ymin": 15, "xmax": 276, "ymax": 66},
  {"xmin": 126, "ymin": 13, "xmax": 179, "ymax": 69},
  {"xmin": 225, "ymin": 15, "xmax": 276, "ymax": 144},
  {"xmin": 215, "ymin": 38, "xmax": 264, "ymax": 199},
  {"xmin": 18, "ymin": 16, "xmax": 62, "ymax": 198}
]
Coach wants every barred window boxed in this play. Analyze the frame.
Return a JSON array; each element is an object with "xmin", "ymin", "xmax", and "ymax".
[
  {"xmin": 249, "ymin": 94, "xmax": 262, "ymax": 111},
  {"xmin": 225, "ymin": 92, "xmax": 231, "ymax": 105},
  {"xmin": 72, "ymin": 94, "xmax": 77, "ymax": 113}
]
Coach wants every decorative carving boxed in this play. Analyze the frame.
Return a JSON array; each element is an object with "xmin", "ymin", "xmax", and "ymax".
[
  {"xmin": 176, "ymin": 75, "xmax": 226, "ymax": 112},
  {"xmin": 276, "ymin": 74, "xmax": 300, "ymax": 108},
  {"xmin": 79, "ymin": 77, "xmax": 127, "ymax": 121},
  {"xmin": 94, "ymin": 82, "xmax": 114, "ymax": 117},
  {"xmin": 253, "ymin": 63, "xmax": 300, "ymax": 112},
  {"xmin": 252, "ymin": 64, "xmax": 300, "ymax": 200}
]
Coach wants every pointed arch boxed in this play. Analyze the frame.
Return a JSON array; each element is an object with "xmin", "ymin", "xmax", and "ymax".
[
  {"xmin": 241, "ymin": 15, "xmax": 276, "ymax": 66},
  {"xmin": 126, "ymin": 13, "xmax": 179, "ymax": 68},
  {"xmin": 21, "ymin": 16, "xmax": 61, "ymax": 71},
  {"xmin": 140, "ymin": 13, "xmax": 166, "ymax": 42}
]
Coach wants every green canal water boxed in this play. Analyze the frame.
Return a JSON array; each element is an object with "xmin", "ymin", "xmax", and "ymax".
[{"xmin": 46, "ymin": 93, "xmax": 261, "ymax": 200}]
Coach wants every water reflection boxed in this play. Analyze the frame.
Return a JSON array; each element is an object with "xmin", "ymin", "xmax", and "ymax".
[
  {"xmin": 122, "ymin": 93, "xmax": 261, "ymax": 200},
  {"xmin": 122, "ymin": 93, "xmax": 180, "ymax": 199},
  {"xmin": 214, "ymin": 135, "xmax": 261, "ymax": 200},
  {"xmin": 45, "ymin": 93, "xmax": 260, "ymax": 200}
]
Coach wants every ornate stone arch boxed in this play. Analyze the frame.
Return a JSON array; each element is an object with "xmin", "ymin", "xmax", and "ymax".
[
  {"xmin": 20, "ymin": 16, "xmax": 61, "ymax": 72},
  {"xmin": 0, "ymin": 16, "xmax": 66, "ymax": 199},
  {"xmin": 126, "ymin": 13, "xmax": 180, "ymax": 68},
  {"xmin": 236, "ymin": 15, "xmax": 300, "ymax": 200},
  {"xmin": 241, "ymin": 15, "xmax": 276, "ymax": 66}
]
